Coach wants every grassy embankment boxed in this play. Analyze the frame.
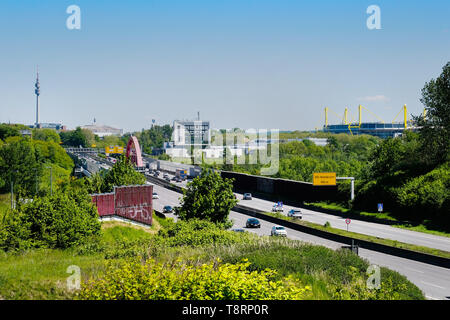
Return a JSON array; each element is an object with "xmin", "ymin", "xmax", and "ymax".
[{"xmin": 0, "ymin": 215, "xmax": 425, "ymax": 300}]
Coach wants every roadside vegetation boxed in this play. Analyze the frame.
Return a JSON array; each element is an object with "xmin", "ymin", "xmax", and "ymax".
[
  {"xmin": 0, "ymin": 161, "xmax": 425, "ymax": 300},
  {"xmin": 264, "ymin": 211, "xmax": 450, "ymax": 259},
  {"xmin": 0, "ymin": 215, "xmax": 425, "ymax": 300}
]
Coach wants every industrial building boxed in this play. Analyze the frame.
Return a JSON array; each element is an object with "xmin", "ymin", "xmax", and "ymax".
[{"xmin": 81, "ymin": 124, "xmax": 123, "ymax": 137}]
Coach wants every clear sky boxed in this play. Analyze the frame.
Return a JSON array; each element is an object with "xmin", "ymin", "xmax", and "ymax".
[{"xmin": 0, "ymin": 0, "xmax": 449, "ymax": 133}]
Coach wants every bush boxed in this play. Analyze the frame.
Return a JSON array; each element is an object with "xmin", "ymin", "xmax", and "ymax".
[
  {"xmin": 77, "ymin": 258, "xmax": 311, "ymax": 300},
  {"xmin": 0, "ymin": 188, "xmax": 101, "ymax": 251},
  {"xmin": 395, "ymin": 163, "xmax": 450, "ymax": 223},
  {"xmin": 156, "ymin": 219, "xmax": 253, "ymax": 247}
]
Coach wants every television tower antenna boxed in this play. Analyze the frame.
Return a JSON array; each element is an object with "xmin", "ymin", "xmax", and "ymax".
[{"xmin": 35, "ymin": 66, "xmax": 40, "ymax": 128}]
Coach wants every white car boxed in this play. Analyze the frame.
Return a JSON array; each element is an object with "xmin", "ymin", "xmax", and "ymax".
[
  {"xmin": 271, "ymin": 204, "xmax": 284, "ymax": 212},
  {"xmin": 152, "ymin": 192, "xmax": 159, "ymax": 199},
  {"xmin": 287, "ymin": 209, "xmax": 302, "ymax": 219},
  {"xmin": 271, "ymin": 225, "xmax": 287, "ymax": 237}
]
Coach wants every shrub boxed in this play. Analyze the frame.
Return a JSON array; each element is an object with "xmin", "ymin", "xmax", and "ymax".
[
  {"xmin": 77, "ymin": 258, "xmax": 312, "ymax": 300},
  {"xmin": 156, "ymin": 219, "xmax": 253, "ymax": 247},
  {"xmin": 0, "ymin": 188, "xmax": 101, "ymax": 251}
]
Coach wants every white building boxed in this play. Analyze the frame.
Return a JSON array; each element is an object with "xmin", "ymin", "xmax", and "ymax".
[
  {"xmin": 81, "ymin": 124, "xmax": 123, "ymax": 138},
  {"xmin": 173, "ymin": 120, "xmax": 210, "ymax": 148}
]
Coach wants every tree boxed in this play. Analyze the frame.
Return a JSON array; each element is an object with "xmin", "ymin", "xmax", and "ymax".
[
  {"xmin": 414, "ymin": 61, "xmax": 450, "ymax": 167},
  {"xmin": 100, "ymin": 155, "xmax": 146, "ymax": 193},
  {"xmin": 0, "ymin": 138, "xmax": 42, "ymax": 198},
  {"xmin": 32, "ymin": 128, "xmax": 61, "ymax": 144},
  {"xmin": 59, "ymin": 127, "xmax": 95, "ymax": 148},
  {"xmin": 175, "ymin": 169, "xmax": 238, "ymax": 225},
  {"xmin": 0, "ymin": 186, "xmax": 101, "ymax": 251}
]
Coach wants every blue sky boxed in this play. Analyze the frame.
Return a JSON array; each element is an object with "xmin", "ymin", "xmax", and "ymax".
[{"xmin": 0, "ymin": 0, "xmax": 449, "ymax": 132}]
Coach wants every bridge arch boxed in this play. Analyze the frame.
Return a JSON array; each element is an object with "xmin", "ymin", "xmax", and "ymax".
[{"xmin": 126, "ymin": 136, "xmax": 144, "ymax": 167}]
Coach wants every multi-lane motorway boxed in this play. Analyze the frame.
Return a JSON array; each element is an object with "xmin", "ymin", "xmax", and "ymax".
[
  {"xmin": 84, "ymin": 156, "xmax": 450, "ymax": 299},
  {"xmin": 151, "ymin": 175, "xmax": 450, "ymax": 300},
  {"xmin": 156, "ymin": 171, "xmax": 450, "ymax": 252}
]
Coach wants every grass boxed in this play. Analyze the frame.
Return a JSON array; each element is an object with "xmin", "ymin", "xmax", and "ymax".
[
  {"xmin": 264, "ymin": 211, "xmax": 450, "ymax": 259},
  {"xmin": 100, "ymin": 219, "xmax": 160, "ymax": 241},
  {"xmin": 0, "ymin": 212, "xmax": 426, "ymax": 300},
  {"xmin": 305, "ymin": 201, "xmax": 450, "ymax": 238}
]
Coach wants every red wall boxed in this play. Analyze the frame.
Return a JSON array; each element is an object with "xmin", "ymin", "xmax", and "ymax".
[{"xmin": 91, "ymin": 185, "xmax": 153, "ymax": 226}]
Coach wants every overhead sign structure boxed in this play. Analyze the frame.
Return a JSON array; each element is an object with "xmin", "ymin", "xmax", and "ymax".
[
  {"xmin": 313, "ymin": 172, "xmax": 336, "ymax": 186},
  {"xmin": 105, "ymin": 146, "xmax": 124, "ymax": 154}
]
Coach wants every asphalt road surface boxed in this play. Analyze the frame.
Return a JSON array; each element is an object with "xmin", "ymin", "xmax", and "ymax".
[
  {"xmin": 152, "ymin": 170, "xmax": 450, "ymax": 252},
  {"xmin": 151, "ymin": 183, "xmax": 450, "ymax": 300}
]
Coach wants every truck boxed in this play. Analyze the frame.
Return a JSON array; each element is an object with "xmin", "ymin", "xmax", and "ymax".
[{"xmin": 176, "ymin": 169, "xmax": 188, "ymax": 180}]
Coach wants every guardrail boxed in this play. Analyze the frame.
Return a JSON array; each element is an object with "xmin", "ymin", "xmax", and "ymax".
[{"xmin": 233, "ymin": 204, "xmax": 450, "ymax": 269}]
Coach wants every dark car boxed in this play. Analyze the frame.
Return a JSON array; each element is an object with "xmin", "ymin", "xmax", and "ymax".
[
  {"xmin": 246, "ymin": 218, "xmax": 261, "ymax": 228},
  {"xmin": 163, "ymin": 205, "xmax": 173, "ymax": 213}
]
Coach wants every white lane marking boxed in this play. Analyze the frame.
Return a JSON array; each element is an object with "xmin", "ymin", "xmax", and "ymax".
[
  {"xmin": 425, "ymin": 295, "xmax": 439, "ymax": 300},
  {"xmin": 421, "ymin": 281, "xmax": 445, "ymax": 290},
  {"xmin": 404, "ymin": 267, "xmax": 424, "ymax": 274}
]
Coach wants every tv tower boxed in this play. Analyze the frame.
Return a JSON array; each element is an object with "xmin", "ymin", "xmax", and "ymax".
[{"xmin": 35, "ymin": 66, "xmax": 40, "ymax": 128}]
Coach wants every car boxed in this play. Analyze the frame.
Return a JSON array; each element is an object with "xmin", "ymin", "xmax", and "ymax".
[
  {"xmin": 163, "ymin": 205, "xmax": 173, "ymax": 213},
  {"xmin": 271, "ymin": 204, "xmax": 284, "ymax": 212},
  {"xmin": 243, "ymin": 193, "xmax": 252, "ymax": 200},
  {"xmin": 245, "ymin": 218, "xmax": 261, "ymax": 228},
  {"xmin": 287, "ymin": 209, "xmax": 302, "ymax": 219},
  {"xmin": 171, "ymin": 176, "xmax": 177, "ymax": 181},
  {"xmin": 271, "ymin": 225, "xmax": 287, "ymax": 237},
  {"xmin": 175, "ymin": 177, "xmax": 183, "ymax": 183},
  {"xmin": 152, "ymin": 192, "xmax": 159, "ymax": 199},
  {"xmin": 164, "ymin": 176, "xmax": 171, "ymax": 182}
]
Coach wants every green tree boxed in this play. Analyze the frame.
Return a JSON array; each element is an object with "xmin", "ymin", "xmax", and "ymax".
[
  {"xmin": 0, "ymin": 138, "xmax": 42, "ymax": 198},
  {"xmin": 32, "ymin": 128, "xmax": 61, "ymax": 144},
  {"xmin": 415, "ymin": 61, "xmax": 450, "ymax": 167},
  {"xmin": 100, "ymin": 155, "xmax": 146, "ymax": 193},
  {"xmin": 59, "ymin": 127, "xmax": 95, "ymax": 148},
  {"xmin": 175, "ymin": 169, "xmax": 237, "ymax": 224},
  {"xmin": 0, "ymin": 186, "xmax": 101, "ymax": 251}
]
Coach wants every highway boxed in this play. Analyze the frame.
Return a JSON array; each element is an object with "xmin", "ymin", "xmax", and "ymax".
[
  {"xmin": 153, "ymin": 171, "xmax": 450, "ymax": 252},
  {"xmin": 81, "ymin": 155, "xmax": 450, "ymax": 299},
  {"xmin": 151, "ymin": 182, "xmax": 450, "ymax": 300}
]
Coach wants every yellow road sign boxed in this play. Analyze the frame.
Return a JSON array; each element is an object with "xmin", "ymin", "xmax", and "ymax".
[
  {"xmin": 105, "ymin": 146, "xmax": 124, "ymax": 154},
  {"xmin": 313, "ymin": 172, "xmax": 336, "ymax": 186}
]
